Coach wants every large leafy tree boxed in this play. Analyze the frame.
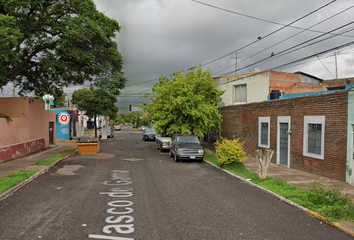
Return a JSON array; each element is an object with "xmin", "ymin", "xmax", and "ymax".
[
  {"xmin": 0, "ymin": 0, "xmax": 125, "ymax": 95},
  {"xmin": 149, "ymin": 66, "xmax": 225, "ymax": 137},
  {"xmin": 71, "ymin": 88, "xmax": 118, "ymax": 137}
]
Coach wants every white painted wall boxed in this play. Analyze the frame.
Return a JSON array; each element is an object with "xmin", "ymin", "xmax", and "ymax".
[{"xmin": 216, "ymin": 72, "xmax": 270, "ymax": 106}]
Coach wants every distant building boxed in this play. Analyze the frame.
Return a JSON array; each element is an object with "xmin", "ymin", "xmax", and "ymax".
[{"xmin": 215, "ymin": 70, "xmax": 324, "ymax": 107}]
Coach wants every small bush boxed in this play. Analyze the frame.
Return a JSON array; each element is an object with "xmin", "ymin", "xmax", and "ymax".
[
  {"xmin": 308, "ymin": 183, "xmax": 352, "ymax": 206},
  {"xmin": 215, "ymin": 137, "xmax": 247, "ymax": 166}
]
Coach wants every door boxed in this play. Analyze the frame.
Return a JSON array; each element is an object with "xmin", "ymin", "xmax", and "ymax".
[
  {"xmin": 49, "ymin": 122, "xmax": 54, "ymax": 145},
  {"xmin": 277, "ymin": 117, "xmax": 291, "ymax": 167},
  {"xmin": 279, "ymin": 123, "xmax": 289, "ymax": 166}
]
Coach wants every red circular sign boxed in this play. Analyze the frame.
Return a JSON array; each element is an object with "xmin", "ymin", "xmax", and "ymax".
[{"xmin": 58, "ymin": 112, "xmax": 70, "ymax": 125}]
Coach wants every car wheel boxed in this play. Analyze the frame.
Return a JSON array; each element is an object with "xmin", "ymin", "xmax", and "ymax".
[
  {"xmin": 156, "ymin": 143, "xmax": 160, "ymax": 149},
  {"xmin": 174, "ymin": 153, "xmax": 179, "ymax": 162}
]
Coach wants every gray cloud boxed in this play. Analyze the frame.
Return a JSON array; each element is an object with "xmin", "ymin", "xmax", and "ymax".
[{"xmin": 89, "ymin": 0, "xmax": 354, "ymax": 113}]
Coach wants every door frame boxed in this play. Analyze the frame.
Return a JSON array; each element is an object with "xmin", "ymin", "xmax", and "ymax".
[{"xmin": 277, "ymin": 116, "xmax": 291, "ymax": 167}]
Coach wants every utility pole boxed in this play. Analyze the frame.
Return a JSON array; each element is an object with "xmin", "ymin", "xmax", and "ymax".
[
  {"xmin": 334, "ymin": 52, "xmax": 338, "ymax": 79},
  {"xmin": 230, "ymin": 52, "xmax": 242, "ymax": 76}
]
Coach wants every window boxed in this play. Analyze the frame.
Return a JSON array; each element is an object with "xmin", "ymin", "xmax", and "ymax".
[
  {"xmin": 303, "ymin": 116, "xmax": 325, "ymax": 160},
  {"xmin": 258, "ymin": 117, "xmax": 270, "ymax": 148},
  {"xmin": 234, "ymin": 84, "xmax": 247, "ymax": 103}
]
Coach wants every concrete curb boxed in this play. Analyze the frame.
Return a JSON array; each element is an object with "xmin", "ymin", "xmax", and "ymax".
[
  {"xmin": 0, "ymin": 150, "xmax": 78, "ymax": 202},
  {"xmin": 204, "ymin": 160, "xmax": 354, "ymax": 238}
]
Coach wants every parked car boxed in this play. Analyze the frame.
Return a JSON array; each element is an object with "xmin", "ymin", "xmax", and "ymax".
[
  {"xmin": 142, "ymin": 128, "xmax": 156, "ymax": 141},
  {"xmin": 155, "ymin": 135, "xmax": 172, "ymax": 151},
  {"xmin": 114, "ymin": 125, "xmax": 121, "ymax": 131},
  {"xmin": 140, "ymin": 125, "xmax": 148, "ymax": 131},
  {"xmin": 99, "ymin": 126, "xmax": 114, "ymax": 138},
  {"xmin": 107, "ymin": 126, "xmax": 114, "ymax": 138},
  {"xmin": 169, "ymin": 134, "xmax": 204, "ymax": 162}
]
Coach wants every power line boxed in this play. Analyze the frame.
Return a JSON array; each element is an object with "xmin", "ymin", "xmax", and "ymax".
[
  {"xmin": 125, "ymin": 78, "xmax": 159, "ymax": 87},
  {"xmin": 190, "ymin": 0, "xmax": 350, "ymax": 37},
  {"xmin": 190, "ymin": 0, "xmax": 343, "ymax": 68},
  {"xmin": 213, "ymin": 4, "xmax": 354, "ymax": 76},
  {"xmin": 316, "ymin": 55, "xmax": 335, "ymax": 78},
  {"xmin": 215, "ymin": 40, "xmax": 354, "ymax": 87},
  {"xmin": 218, "ymin": 21, "xmax": 354, "ymax": 78},
  {"xmin": 273, "ymin": 40, "xmax": 354, "ymax": 71}
]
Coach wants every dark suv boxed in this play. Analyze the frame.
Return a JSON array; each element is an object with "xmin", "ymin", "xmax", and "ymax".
[{"xmin": 169, "ymin": 134, "xmax": 204, "ymax": 162}]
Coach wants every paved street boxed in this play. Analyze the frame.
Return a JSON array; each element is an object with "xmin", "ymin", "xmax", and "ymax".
[{"xmin": 0, "ymin": 128, "xmax": 352, "ymax": 240}]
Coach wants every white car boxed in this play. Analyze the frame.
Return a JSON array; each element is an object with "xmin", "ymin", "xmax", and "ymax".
[{"xmin": 99, "ymin": 126, "xmax": 114, "ymax": 138}]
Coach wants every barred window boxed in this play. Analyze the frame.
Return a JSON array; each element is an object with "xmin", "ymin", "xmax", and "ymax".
[
  {"xmin": 258, "ymin": 117, "xmax": 270, "ymax": 148},
  {"xmin": 261, "ymin": 122, "xmax": 269, "ymax": 145},
  {"xmin": 303, "ymin": 116, "xmax": 325, "ymax": 160},
  {"xmin": 308, "ymin": 124, "xmax": 322, "ymax": 155}
]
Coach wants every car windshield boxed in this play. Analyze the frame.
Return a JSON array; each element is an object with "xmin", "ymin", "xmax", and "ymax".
[
  {"xmin": 176, "ymin": 136, "xmax": 200, "ymax": 144},
  {"xmin": 145, "ymin": 128, "xmax": 156, "ymax": 134}
]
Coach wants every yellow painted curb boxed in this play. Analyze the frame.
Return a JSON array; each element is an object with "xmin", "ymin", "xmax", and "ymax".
[
  {"xmin": 56, "ymin": 140, "xmax": 77, "ymax": 143},
  {"xmin": 306, "ymin": 210, "xmax": 354, "ymax": 237}
]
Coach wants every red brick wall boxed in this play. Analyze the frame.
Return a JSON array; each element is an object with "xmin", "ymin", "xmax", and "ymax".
[
  {"xmin": 270, "ymin": 71, "xmax": 301, "ymax": 82},
  {"xmin": 269, "ymin": 71, "xmax": 324, "ymax": 94},
  {"xmin": 221, "ymin": 91, "xmax": 348, "ymax": 182}
]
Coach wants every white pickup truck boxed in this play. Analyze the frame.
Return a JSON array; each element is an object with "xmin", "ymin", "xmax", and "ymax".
[{"xmin": 155, "ymin": 135, "xmax": 172, "ymax": 151}]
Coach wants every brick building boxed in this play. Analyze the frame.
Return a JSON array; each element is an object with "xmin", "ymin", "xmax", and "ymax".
[
  {"xmin": 220, "ymin": 88, "xmax": 354, "ymax": 184},
  {"xmin": 215, "ymin": 70, "xmax": 324, "ymax": 107}
]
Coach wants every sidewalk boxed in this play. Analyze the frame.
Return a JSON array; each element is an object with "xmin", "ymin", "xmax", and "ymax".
[{"xmin": 0, "ymin": 141, "xmax": 78, "ymax": 179}]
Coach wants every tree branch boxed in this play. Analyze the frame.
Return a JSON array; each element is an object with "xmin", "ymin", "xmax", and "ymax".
[{"xmin": 7, "ymin": 41, "xmax": 58, "ymax": 80}]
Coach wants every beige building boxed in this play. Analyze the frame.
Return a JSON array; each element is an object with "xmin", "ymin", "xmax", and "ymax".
[{"xmin": 215, "ymin": 70, "xmax": 324, "ymax": 107}]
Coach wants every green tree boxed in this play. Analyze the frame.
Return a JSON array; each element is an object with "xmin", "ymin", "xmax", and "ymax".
[
  {"xmin": 0, "ymin": 0, "xmax": 125, "ymax": 95},
  {"xmin": 71, "ymin": 88, "xmax": 118, "ymax": 137},
  {"xmin": 35, "ymin": 88, "xmax": 67, "ymax": 108},
  {"xmin": 149, "ymin": 65, "xmax": 224, "ymax": 137}
]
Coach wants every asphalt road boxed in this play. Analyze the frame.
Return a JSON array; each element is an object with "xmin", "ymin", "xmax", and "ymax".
[{"xmin": 0, "ymin": 127, "xmax": 352, "ymax": 240}]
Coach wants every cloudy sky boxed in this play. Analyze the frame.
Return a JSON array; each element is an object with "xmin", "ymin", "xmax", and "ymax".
[
  {"xmin": 3, "ymin": 0, "xmax": 354, "ymax": 113},
  {"xmin": 91, "ymin": 0, "xmax": 354, "ymax": 113}
]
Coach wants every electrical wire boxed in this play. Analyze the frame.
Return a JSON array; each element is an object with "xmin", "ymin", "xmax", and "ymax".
[
  {"xmin": 190, "ymin": 0, "xmax": 347, "ymax": 37},
  {"xmin": 273, "ymin": 40, "xmax": 354, "ymax": 71},
  {"xmin": 316, "ymin": 55, "xmax": 335, "ymax": 78},
  {"xmin": 218, "ymin": 21, "xmax": 354, "ymax": 78},
  {"xmin": 213, "ymin": 4, "xmax": 354, "ymax": 76},
  {"xmin": 191, "ymin": 0, "xmax": 342, "ymax": 68}
]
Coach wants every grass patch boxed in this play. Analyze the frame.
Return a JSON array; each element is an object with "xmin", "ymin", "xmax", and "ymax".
[
  {"xmin": 32, "ymin": 153, "xmax": 66, "ymax": 166},
  {"xmin": 0, "ymin": 170, "xmax": 39, "ymax": 194},
  {"xmin": 65, "ymin": 148, "xmax": 77, "ymax": 151},
  {"xmin": 204, "ymin": 150, "xmax": 354, "ymax": 222}
]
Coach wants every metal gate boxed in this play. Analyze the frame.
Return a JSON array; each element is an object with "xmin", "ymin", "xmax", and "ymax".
[{"xmin": 279, "ymin": 122, "xmax": 289, "ymax": 166}]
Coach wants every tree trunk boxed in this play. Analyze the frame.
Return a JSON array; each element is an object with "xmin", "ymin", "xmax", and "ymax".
[
  {"xmin": 94, "ymin": 115, "xmax": 97, "ymax": 138},
  {"xmin": 255, "ymin": 148, "xmax": 274, "ymax": 180}
]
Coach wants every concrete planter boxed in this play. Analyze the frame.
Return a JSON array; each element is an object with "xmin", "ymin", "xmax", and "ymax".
[{"xmin": 77, "ymin": 137, "xmax": 100, "ymax": 154}]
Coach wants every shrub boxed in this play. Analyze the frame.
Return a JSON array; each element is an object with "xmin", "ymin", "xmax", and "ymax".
[{"xmin": 215, "ymin": 137, "xmax": 247, "ymax": 166}]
